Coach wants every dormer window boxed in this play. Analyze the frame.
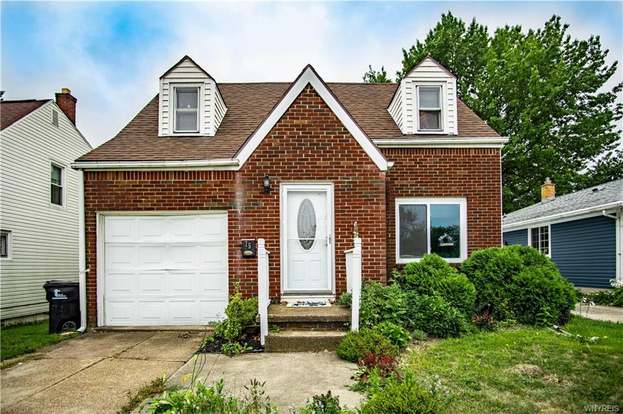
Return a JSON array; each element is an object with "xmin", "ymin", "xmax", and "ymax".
[
  {"xmin": 417, "ymin": 85, "xmax": 442, "ymax": 132},
  {"xmin": 173, "ymin": 86, "xmax": 200, "ymax": 133}
]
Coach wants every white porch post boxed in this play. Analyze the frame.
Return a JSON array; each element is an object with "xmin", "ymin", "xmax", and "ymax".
[
  {"xmin": 350, "ymin": 237, "xmax": 362, "ymax": 331},
  {"xmin": 257, "ymin": 238, "xmax": 270, "ymax": 345}
]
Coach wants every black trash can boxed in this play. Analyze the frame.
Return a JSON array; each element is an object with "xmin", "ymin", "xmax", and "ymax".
[{"xmin": 43, "ymin": 280, "xmax": 80, "ymax": 333}]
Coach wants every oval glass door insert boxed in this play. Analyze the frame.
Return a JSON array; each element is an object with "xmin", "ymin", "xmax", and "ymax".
[{"xmin": 297, "ymin": 199, "xmax": 316, "ymax": 250}]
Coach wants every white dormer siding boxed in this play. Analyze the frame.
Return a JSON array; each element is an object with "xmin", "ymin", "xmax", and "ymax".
[
  {"xmin": 388, "ymin": 57, "xmax": 458, "ymax": 135},
  {"xmin": 158, "ymin": 56, "xmax": 227, "ymax": 137}
]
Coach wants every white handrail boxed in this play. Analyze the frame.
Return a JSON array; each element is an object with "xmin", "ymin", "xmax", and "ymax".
[
  {"xmin": 346, "ymin": 237, "xmax": 362, "ymax": 332},
  {"xmin": 257, "ymin": 239, "xmax": 270, "ymax": 345}
]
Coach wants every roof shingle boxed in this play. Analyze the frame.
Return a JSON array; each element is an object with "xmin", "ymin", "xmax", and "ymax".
[
  {"xmin": 78, "ymin": 82, "xmax": 499, "ymax": 162},
  {"xmin": 503, "ymin": 179, "xmax": 623, "ymax": 227},
  {"xmin": 0, "ymin": 100, "xmax": 49, "ymax": 131}
]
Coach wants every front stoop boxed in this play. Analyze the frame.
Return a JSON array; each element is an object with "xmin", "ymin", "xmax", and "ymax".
[
  {"xmin": 264, "ymin": 304, "xmax": 350, "ymax": 352},
  {"xmin": 265, "ymin": 330, "xmax": 347, "ymax": 352}
]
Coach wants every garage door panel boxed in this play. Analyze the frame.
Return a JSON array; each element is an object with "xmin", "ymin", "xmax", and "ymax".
[
  {"xmin": 138, "ymin": 218, "xmax": 166, "ymax": 242},
  {"xmin": 103, "ymin": 213, "xmax": 228, "ymax": 326},
  {"xmin": 105, "ymin": 217, "xmax": 136, "ymax": 242},
  {"xmin": 137, "ymin": 271, "xmax": 166, "ymax": 294},
  {"xmin": 106, "ymin": 245, "xmax": 137, "ymax": 270},
  {"xmin": 199, "ymin": 301, "xmax": 227, "ymax": 321},
  {"xmin": 106, "ymin": 271, "xmax": 136, "ymax": 295}
]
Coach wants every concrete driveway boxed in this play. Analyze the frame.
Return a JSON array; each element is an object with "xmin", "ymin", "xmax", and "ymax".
[
  {"xmin": 1, "ymin": 330, "xmax": 204, "ymax": 414},
  {"xmin": 169, "ymin": 352, "xmax": 363, "ymax": 412}
]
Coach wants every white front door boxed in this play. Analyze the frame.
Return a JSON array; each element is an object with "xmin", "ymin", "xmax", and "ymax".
[{"xmin": 281, "ymin": 184, "xmax": 333, "ymax": 294}]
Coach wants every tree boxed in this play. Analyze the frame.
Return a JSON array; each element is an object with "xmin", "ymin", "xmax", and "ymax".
[
  {"xmin": 373, "ymin": 13, "xmax": 622, "ymax": 212},
  {"xmin": 363, "ymin": 65, "xmax": 392, "ymax": 83}
]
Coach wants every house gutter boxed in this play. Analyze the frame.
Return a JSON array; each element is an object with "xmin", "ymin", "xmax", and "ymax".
[
  {"xmin": 373, "ymin": 136, "xmax": 509, "ymax": 148},
  {"xmin": 77, "ymin": 170, "xmax": 88, "ymax": 333},
  {"xmin": 503, "ymin": 201, "xmax": 623, "ymax": 231},
  {"xmin": 71, "ymin": 159, "xmax": 240, "ymax": 171}
]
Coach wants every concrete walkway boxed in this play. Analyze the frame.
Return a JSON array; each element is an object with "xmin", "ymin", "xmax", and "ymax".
[
  {"xmin": 169, "ymin": 352, "xmax": 363, "ymax": 412},
  {"xmin": 1, "ymin": 331, "xmax": 204, "ymax": 414},
  {"xmin": 573, "ymin": 304, "xmax": 623, "ymax": 323}
]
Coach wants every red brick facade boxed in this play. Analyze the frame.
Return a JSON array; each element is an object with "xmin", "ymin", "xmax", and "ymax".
[
  {"xmin": 383, "ymin": 147, "xmax": 502, "ymax": 273},
  {"xmin": 83, "ymin": 87, "xmax": 502, "ymax": 326}
]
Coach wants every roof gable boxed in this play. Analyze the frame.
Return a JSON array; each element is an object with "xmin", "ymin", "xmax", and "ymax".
[
  {"xmin": 160, "ymin": 55, "xmax": 213, "ymax": 80},
  {"xmin": 0, "ymin": 100, "xmax": 49, "ymax": 131},
  {"xmin": 235, "ymin": 65, "xmax": 389, "ymax": 171}
]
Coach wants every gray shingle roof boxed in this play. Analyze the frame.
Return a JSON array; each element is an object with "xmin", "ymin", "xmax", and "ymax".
[{"xmin": 503, "ymin": 179, "xmax": 623, "ymax": 228}]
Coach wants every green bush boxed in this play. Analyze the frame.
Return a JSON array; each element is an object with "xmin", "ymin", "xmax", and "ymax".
[
  {"xmin": 460, "ymin": 245, "xmax": 572, "ymax": 324},
  {"xmin": 359, "ymin": 282, "xmax": 407, "ymax": 328},
  {"xmin": 405, "ymin": 293, "xmax": 467, "ymax": 338},
  {"xmin": 337, "ymin": 292, "xmax": 352, "ymax": 307},
  {"xmin": 584, "ymin": 287, "xmax": 623, "ymax": 307},
  {"xmin": 359, "ymin": 373, "xmax": 440, "ymax": 414},
  {"xmin": 373, "ymin": 321, "xmax": 411, "ymax": 349},
  {"xmin": 151, "ymin": 378, "xmax": 277, "ymax": 413},
  {"xmin": 208, "ymin": 293, "xmax": 258, "ymax": 353},
  {"xmin": 509, "ymin": 266, "xmax": 577, "ymax": 325},
  {"xmin": 395, "ymin": 254, "xmax": 475, "ymax": 316},
  {"xmin": 336, "ymin": 328, "xmax": 399, "ymax": 363},
  {"xmin": 296, "ymin": 391, "xmax": 351, "ymax": 414}
]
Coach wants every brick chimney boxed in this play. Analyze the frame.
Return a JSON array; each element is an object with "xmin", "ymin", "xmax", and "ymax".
[
  {"xmin": 541, "ymin": 177, "xmax": 556, "ymax": 202},
  {"xmin": 55, "ymin": 88, "xmax": 76, "ymax": 124}
]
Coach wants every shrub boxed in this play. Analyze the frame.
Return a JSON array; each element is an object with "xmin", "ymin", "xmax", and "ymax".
[
  {"xmin": 296, "ymin": 391, "xmax": 351, "ymax": 414},
  {"xmin": 509, "ymin": 266, "xmax": 577, "ymax": 325},
  {"xmin": 395, "ymin": 254, "xmax": 475, "ymax": 316},
  {"xmin": 359, "ymin": 282, "xmax": 407, "ymax": 328},
  {"xmin": 584, "ymin": 287, "xmax": 623, "ymax": 307},
  {"xmin": 337, "ymin": 292, "xmax": 352, "ymax": 307},
  {"xmin": 405, "ymin": 293, "xmax": 467, "ymax": 338},
  {"xmin": 373, "ymin": 321, "xmax": 411, "ymax": 349},
  {"xmin": 151, "ymin": 378, "xmax": 277, "ymax": 414},
  {"xmin": 411, "ymin": 329, "xmax": 428, "ymax": 341},
  {"xmin": 203, "ymin": 293, "xmax": 259, "ymax": 355},
  {"xmin": 461, "ymin": 245, "xmax": 573, "ymax": 324},
  {"xmin": 336, "ymin": 328, "xmax": 399, "ymax": 363},
  {"xmin": 358, "ymin": 372, "xmax": 440, "ymax": 414}
]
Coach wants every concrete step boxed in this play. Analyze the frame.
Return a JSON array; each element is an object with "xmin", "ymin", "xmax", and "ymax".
[
  {"xmin": 267, "ymin": 304, "xmax": 351, "ymax": 331},
  {"xmin": 264, "ymin": 330, "xmax": 347, "ymax": 352}
]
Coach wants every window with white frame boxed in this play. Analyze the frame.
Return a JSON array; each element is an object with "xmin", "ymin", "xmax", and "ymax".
[
  {"xmin": 530, "ymin": 225, "xmax": 550, "ymax": 255},
  {"xmin": 1, "ymin": 230, "xmax": 11, "ymax": 259},
  {"xmin": 396, "ymin": 198, "xmax": 467, "ymax": 263},
  {"xmin": 417, "ymin": 85, "xmax": 442, "ymax": 131},
  {"xmin": 50, "ymin": 163, "xmax": 64, "ymax": 206},
  {"xmin": 173, "ymin": 86, "xmax": 199, "ymax": 133}
]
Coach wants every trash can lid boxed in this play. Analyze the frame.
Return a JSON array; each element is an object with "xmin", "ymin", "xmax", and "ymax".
[{"xmin": 43, "ymin": 280, "xmax": 79, "ymax": 288}]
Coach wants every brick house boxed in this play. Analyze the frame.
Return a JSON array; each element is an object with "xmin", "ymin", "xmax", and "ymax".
[{"xmin": 73, "ymin": 56, "xmax": 506, "ymax": 328}]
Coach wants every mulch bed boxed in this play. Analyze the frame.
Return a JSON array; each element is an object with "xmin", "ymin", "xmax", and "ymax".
[{"xmin": 198, "ymin": 325, "xmax": 263, "ymax": 353}]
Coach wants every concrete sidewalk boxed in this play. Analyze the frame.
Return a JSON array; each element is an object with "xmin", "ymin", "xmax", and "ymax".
[
  {"xmin": 573, "ymin": 304, "xmax": 623, "ymax": 323},
  {"xmin": 1, "ymin": 331, "xmax": 204, "ymax": 414},
  {"xmin": 169, "ymin": 352, "xmax": 363, "ymax": 412}
]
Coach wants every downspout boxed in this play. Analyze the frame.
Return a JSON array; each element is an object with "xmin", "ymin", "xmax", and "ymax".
[{"xmin": 77, "ymin": 170, "xmax": 88, "ymax": 333}]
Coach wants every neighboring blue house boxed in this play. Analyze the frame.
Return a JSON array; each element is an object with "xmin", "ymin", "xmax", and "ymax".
[{"xmin": 503, "ymin": 178, "xmax": 622, "ymax": 289}]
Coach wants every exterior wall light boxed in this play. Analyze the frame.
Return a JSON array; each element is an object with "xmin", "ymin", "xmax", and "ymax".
[{"xmin": 263, "ymin": 175, "xmax": 271, "ymax": 194}]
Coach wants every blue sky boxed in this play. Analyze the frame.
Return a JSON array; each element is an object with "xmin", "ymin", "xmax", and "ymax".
[{"xmin": 1, "ymin": 1, "xmax": 622, "ymax": 147}]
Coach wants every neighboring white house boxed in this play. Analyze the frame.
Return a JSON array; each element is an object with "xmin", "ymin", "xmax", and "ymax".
[{"xmin": 0, "ymin": 90, "xmax": 91, "ymax": 321}]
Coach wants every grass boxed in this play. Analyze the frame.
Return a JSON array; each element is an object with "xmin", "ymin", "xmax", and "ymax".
[
  {"xmin": 407, "ymin": 316, "xmax": 623, "ymax": 414},
  {"xmin": 119, "ymin": 377, "xmax": 167, "ymax": 414},
  {"xmin": 0, "ymin": 321, "xmax": 77, "ymax": 361}
]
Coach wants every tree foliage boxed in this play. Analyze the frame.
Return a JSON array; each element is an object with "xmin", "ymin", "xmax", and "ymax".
[
  {"xmin": 363, "ymin": 65, "xmax": 392, "ymax": 83},
  {"xmin": 376, "ymin": 12, "xmax": 622, "ymax": 212}
]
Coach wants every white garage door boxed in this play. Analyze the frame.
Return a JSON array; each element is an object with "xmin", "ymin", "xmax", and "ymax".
[{"xmin": 103, "ymin": 214, "xmax": 228, "ymax": 326}]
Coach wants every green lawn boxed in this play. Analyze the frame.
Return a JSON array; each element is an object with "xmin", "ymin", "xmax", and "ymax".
[
  {"xmin": 407, "ymin": 316, "xmax": 623, "ymax": 414},
  {"xmin": 1, "ymin": 321, "xmax": 76, "ymax": 361}
]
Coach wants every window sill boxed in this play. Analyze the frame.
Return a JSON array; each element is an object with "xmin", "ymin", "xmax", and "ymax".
[
  {"xmin": 397, "ymin": 257, "xmax": 465, "ymax": 265},
  {"xmin": 49, "ymin": 203, "xmax": 66, "ymax": 211}
]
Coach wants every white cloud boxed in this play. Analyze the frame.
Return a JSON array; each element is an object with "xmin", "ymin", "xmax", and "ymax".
[{"xmin": 2, "ymin": 2, "xmax": 621, "ymax": 148}]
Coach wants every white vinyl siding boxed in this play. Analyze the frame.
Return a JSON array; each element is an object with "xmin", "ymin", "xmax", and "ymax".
[
  {"xmin": 158, "ymin": 57, "xmax": 227, "ymax": 137},
  {"xmin": 0, "ymin": 102, "xmax": 92, "ymax": 319},
  {"xmin": 388, "ymin": 57, "xmax": 458, "ymax": 135}
]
